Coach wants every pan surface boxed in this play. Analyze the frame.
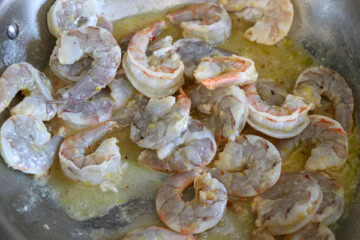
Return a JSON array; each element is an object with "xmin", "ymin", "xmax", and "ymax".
[{"xmin": 0, "ymin": 0, "xmax": 359, "ymax": 239}]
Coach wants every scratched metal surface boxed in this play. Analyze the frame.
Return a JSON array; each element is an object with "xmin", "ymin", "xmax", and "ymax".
[{"xmin": 0, "ymin": 0, "xmax": 359, "ymax": 239}]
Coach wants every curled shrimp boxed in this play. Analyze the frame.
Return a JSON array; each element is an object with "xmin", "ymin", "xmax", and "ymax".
[
  {"xmin": 209, "ymin": 135, "xmax": 281, "ymax": 198},
  {"xmin": 0, "ymin": 62, "xmax": 56, "ymax": 121},
  {"xmin": 122, "ymin": 226, "xmax": 195, "ymax": 240},
  {"xmin": 59, "ymin": 121, "xmax": 124, "ymax": 192},
  {"xmin": 306, "ymin": 172, "xmax": 344, "ymax": 225},
  {"xmin": 139, "ymin": 118, "xmax": 216, "ymax": 172},
  {"xmin": 189, "ymin": 85, "xmax": 248, "ymax": 142},
  {"xmin": 284, "ymin": 222, "xmax": 335, "ymax": 240},
  {"xmin": 243, "ymin": 80, "xmax": 312, "ymax": 138},
  {"xmin": 173, "ymin": 38, "xmax": 232, "ymax": 79},
  {"xmin": 0, "ymin": 115, "xmax": 64, "ymax": 175},
  {"xmin": 130, "ymin": 95, "xmax": 191, "ymax": 159},
  {"xmin": 167, "ymin": 3, "xmax": 231, "ymax": 45},
  {"xmin": 123, "ymin": 21, "xmax": 184, "ymax": 98},
  {"xmin": 194, "ymin": 55, "xmax": 258, "ymax": 90},
  {"xmin": 51, "ymin": 26, "xmax": 121, "ymax": 104},
  {"xmin": 57, "ymin": 71, "xmax": 133, "ymax": 129},
  {"xmin": 220, "ymin": 0, "xmax": 294, "ymax": 45},
  {"xmin": 278, "ymin": 115, "xmax": 348, "ymax": 171},
  {"xmin": 252, "ymin": 172, "xmax": 323, "ymax": 235},
  {"xmin": 294, "ymin": 66, "xmax": 354, "ymax": 134},
  {"xmin": 156, "ymin": 170, "xmax": 227, "ymax": 234},
  {"xmin": 47, "ymin": 0, "xmax": 113, "ymax": 37}
]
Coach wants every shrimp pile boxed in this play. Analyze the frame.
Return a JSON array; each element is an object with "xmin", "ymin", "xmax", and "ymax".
[{"xmin": 0, "ymin": 2, "xmax": 357, "ymax": 239}]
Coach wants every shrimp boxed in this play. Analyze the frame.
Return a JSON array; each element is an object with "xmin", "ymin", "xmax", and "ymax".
[
  {"xmin": 209, "ymin": 135, "xmax": 281, "ymax": 198},
  {"xmin": 243, "ymin": 81, "xmax": 312, "ymax": 138},
  {"xmin": 156, "ymin": 170, "xmax": 227, "ymax": 234},
  {"xmin": 123, "ymin": 21, "xmax": 184, "ymax": 98},
  {"xmin": 173, "ymin": 38, "xmax": 232, "ymax": 79},
  {"xmin": 167, "ymin": 4, "xmax": 231, "ymax": 45},
  {"xmin": 188, "ymin": 85, "xmax": 248, "ymax": 142},
  {"xmin": 256, "ymin": 78, "xmax": 287, "ymax": 106},
  {"xmin": 306, "ymin": 172, "xmax": 344, "ymax": 225},
  {"xmin": 130, "ymin": 95, "xmax": 191, "ymax": 159},
  {"xmin": 0, "ymin": 115, "xmax": 64, "ymax": 175},
  {"xmin": 57, "ymin": 71, "xmax": 133, "ymax": 128},
  {"xmin": 0, "ymin": 62, "xmax": 56, "ymax": 121},
  {"xmin": 59, "ymin": 121, "xmax": 124, "ymax": 192},
  {"xmin": 122, "ymin": 226, "xmax": 195, "ymax": 240},
  {"xmin": 194, "ymin": 55, "xmax": 258, "ymax": 90},
  {"xmin": 277, "ymin": 115, "xmax": 348, "ymax": 171},
  {"xmin": 284, "ymin": 222, "xmax": 335, "ymax": 240},
  {"xmin": 47, "ymin": 0, "xmax": 109, "ymax": 37},
  {"xmin": 220, "ymin": 0, "xmax": 294, "ymax": 45},
  {"xmin": 139, "ymin": 118, "xmax": 216, "ymax": 172},
  {"xmin": 294, "ymin": 66, "xmax": 354, "ymax": 134},
  {"xmin": 252, "ymin": 172, "xmax": 323, "ymax": 235},
  {"xmin": 51, "ymin": 26, "xmax": 121, "ymax": 104}
]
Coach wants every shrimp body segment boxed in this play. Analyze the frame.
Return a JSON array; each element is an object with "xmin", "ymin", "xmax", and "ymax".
[
  {"xmin": 59, "ymin": 121, "xmax": 123, "ymax": 192},
  {"xmin": 123, "ymin": 21, "xmax": 185, "ymax": 98},
  {"xmin": 220, "ymin": 0, "xmax": 294, "ymax": 45},
  {"xmin": 306, "ymin": 172, "xmax": 344, "ymax": 225},
  {"xmin": 174, "ymin": 38, "xmax": 232, "ymax": 79},
  {"xmin": 210, "ymin": 135, "xmax": 281, "ymax": 198},
  {"xmin": 244, "ymin": 81, "xmax": 312, "ymax": 138},
  {"xmin": 284, "ymin": 222, "xmax": 335, "ymax": 240},
  {"xmin": 278, "ymin": 115, "xmax": 348, "ymax": 171},
  {"xmin": 167, "ymin": 4, "xmax": 231, "ymax": 45},
  {"xmin": 122, "ymin": 226, "xmax": 195, "ymax": 240},
  {"xmin": 139, "ymin": 119, "xmax": 216, "ymax": 173},
  {"xmin": 47, "ymin": 0, "xmax": 100, "ymax": 37},
  {"xmin": 52, "ymin": 26, "xmax": 121, "ymax": 104},
  {"xmin": 156, "ymin": 170, "xmax": 227, "ymax": 234},
  {"xmin": 194, "ymin": 55, "xmax": 258, "ymax": 90},
  {"xmin": 131, "ymin": 96, "xmax": 191, "ymax": 159},
  {"xmin": 252, "ymin": 172, "xmax": 323, "ymax": 235},
  {"xmin": 0, "ymin": 63, "xmax": 56, "ymax": 121},
  {"xmin": 294, "ymin": 66, "xmax": 354, "ymax": 134},
  {"xmin": 0, "ymin": 115, "xmax": 64, "ymax": 175},
  {"xmin": 189, "ymin": 85, "xmax": 248, "ymax": 142}
]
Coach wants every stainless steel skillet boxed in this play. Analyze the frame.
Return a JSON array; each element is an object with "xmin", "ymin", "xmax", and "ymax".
[{"xmin": 0, "ymin": 0, "xmax": 359, "ymax": 239}]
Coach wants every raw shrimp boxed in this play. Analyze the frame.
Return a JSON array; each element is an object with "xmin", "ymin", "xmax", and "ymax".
[
  {"xmin": 51, "ymin": 26, "xmax": 121, "ymax": 104},
  {"xmin": 139, "ymin": 118, "xmax": 216, "ymax": 172},
  {"xmin": 284, "ymin": 222, "xmax": 335, "ymax": 240},
  {"xmin": 0, "ymin": 62, "xmax": 56, "ymax": 121},
  {"xmin": 57, "ymin": 71, "xmax": 133, "ymax": 128},
  {"xmin": 306, "ymin": 172, "xmax": 344, "ymax": 225},
  {"xmin": 277, "ymin": 115, "xmax": 348, "ymax": 171},
  {"xmin": 156, "ymin": 170, "xmax": 227, "ymax": 234},
  {"xmin": 252, "ymin": 172, "xmax": 323, "ymax": 235},
  {"xmin": 256, "ymin": 78, "xmax": 287, "ymax": 106},
  {"xmin": 294, "ymin": 66, "xmax": 354, "ymax": 134},
  {"xmin": 123, "ymin": 21, "xmax": 184, "ymax": 98},
  {"xmin": 167, "ymin": 3, "xmax": 231, "ymax": 45},
  {"xmin": 122, "ymin": 226, "xmax": 195, "ymax": 240},
  {"xmin": 194, "ymin": 55, "xmax": 258, "ymax": 90},
  {"xmin": 59, "ymin": 121, "xmax": 124, "ymax": 192},
  {"xmin": 243, "ymin": 81, "xmax": 312, "ymax": 138},
  {"xmin": 47, "ymin": 0, "xmax": 109, "ymax": 37},
  {"xmin": 0, "ymin": 115, "xmax": 64, "ymax": 175},
  {"xmin": 209, "ymin": 135, "xmax": 281, "ymax": 198},
  {"xmin": 130, "ymin": 95, "xmax": 191, "ymax": 159},
  {"xmin": 173, "ymin": 38, "xmax": 232, "ymax": 79},
  {"xmin": 220, "ymin": 0, "xmax": 294, "ymax": 45},
  {"xmin": 189, "ymin": 85, "xmax": 248, "ymax": 142}
]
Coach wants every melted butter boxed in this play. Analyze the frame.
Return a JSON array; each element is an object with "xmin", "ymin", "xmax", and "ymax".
[{"xmin": 43, "ymin": 8, "xmax": 360, "ymax": 240}]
